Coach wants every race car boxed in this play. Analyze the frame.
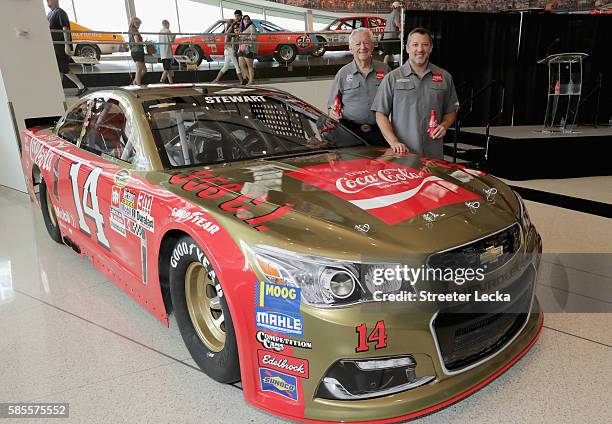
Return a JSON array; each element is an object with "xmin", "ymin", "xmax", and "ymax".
[
  {"xmin": 69, "ymin": 21, "xmax": 127, "ymax": 60},
  {"xmin": 312, "ymin": 16, "xmax": 386, "ymax": 57},
  {"xmin": 173, "ymin": 19, "xmax": 316, "ymax": 65},
  {"xmin": 590, "ymin": 3, "xmax": 612, "ymax": 13},
  {"xmin": 21, "ymin": 84, "xmax": 542, "ymax": 423}
]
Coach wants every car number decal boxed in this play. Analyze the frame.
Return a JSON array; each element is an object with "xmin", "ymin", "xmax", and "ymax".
[{"xmin": 69, "ymin": 163, "xmax": 110, "ymax": 249}]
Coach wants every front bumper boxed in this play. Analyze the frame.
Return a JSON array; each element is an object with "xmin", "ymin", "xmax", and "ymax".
[{"xmin": 249, "ymin": 227, "xmax": 543, "ymax": 422}]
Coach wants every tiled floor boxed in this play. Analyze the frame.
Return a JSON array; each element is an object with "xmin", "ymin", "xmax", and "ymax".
[{"xmin": 0, "ymin": 182, "xmax": 610, "ymax": 423}]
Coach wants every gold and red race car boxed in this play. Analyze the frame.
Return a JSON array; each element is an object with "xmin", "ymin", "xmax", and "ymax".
[
  {"xmin": 21, "ymin": 84, "xmax": 542, "ymax": 423},
  {"xmin": 312, "ymin": 16, "xmax": 386, "ymax": 57},
  {"xmin": 173, "ymin": 19, "xmax": 316, "ymax": 65}
]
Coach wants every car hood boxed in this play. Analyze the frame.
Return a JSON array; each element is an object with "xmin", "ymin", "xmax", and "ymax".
[{"xmin": 156, "ymin": 147, "xmax": 520, "ymax": 258}]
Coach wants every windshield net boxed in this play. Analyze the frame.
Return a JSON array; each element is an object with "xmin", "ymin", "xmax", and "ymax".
[{"xmin": 145, "ymin": 91, "xmax": 366, "ymax": 168}]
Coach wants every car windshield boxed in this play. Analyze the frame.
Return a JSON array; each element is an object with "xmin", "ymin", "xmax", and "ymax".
[{"xmin": 144, "ymin": 91, "xmax": 367, "ymax": 168}]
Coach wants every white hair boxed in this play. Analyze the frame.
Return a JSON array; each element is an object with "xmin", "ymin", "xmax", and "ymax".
[{"xmin": 349, "ymin": 27, "xmax": 374, "ymax": 46}]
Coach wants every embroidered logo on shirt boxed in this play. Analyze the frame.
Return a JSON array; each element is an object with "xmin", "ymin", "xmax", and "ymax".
[
  {"xmin": 432, "ymin": 74, "xmax": 443, "ymax": 83},
  {"xmin": 376, "ymin": 71, "xmax": 385, "ymax": 79},
  {"xmin": 346, "ymin": 74, "xmax": 354, "ymax": 83}
]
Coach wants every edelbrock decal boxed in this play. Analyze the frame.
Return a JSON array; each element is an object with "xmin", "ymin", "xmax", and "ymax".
[{"xmin": 257, "ymin": 350, "xmax": 309, "ymax": 378}]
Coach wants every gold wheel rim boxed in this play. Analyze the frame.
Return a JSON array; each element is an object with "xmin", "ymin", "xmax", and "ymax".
[
  {"xmin": 185, "ymin": 262, "xmax": 226, "ymax": 352},
  {"xmin": 46, "ymin": 189, "xmax": 58, "ymax": 228}
]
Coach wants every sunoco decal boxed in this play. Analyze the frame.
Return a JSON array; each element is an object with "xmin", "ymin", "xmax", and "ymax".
[
  {"xmin": 256, "ymin": 309, "xmax": 303, "ymax": 337},
  {"xmin": 257, "ymin": 281, "xmax": 300, "ymax": 313},
  {"xmin": 259, "ymin": 368, "xmax": 299, "ymax": 401},
  {"xmin": 287, "ymin": 159, "xmax": 480, "ymax": 225},
  {"xmin": 257, "ymin": 350, "xmax": 309, "ymax": 379}
]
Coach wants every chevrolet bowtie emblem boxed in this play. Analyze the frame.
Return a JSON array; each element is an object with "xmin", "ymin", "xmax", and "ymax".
[{"xmin": 480, "ymin": 245, "xmax": 504, "ymax": 265}]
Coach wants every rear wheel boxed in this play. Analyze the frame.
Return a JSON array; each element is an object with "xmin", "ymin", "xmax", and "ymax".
[
  {"xmin": 274, "ymin": 44, "xmax": 297, "ymax": 64},
  {"xmin": 39, "ymin": 179, "xmax": 62, "ymax": 243},
  {"xmin": 169, "ymin": 236, "xmax": 240, "ymax": 383},
  {"xmin": 311, "ymin": 36, "xmax": 327, "ymax": 57}
]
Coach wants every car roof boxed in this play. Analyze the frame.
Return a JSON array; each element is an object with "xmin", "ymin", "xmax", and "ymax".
[{"xmin": 116, "ymin": 83, "xmax": 289, "ymax": 102}]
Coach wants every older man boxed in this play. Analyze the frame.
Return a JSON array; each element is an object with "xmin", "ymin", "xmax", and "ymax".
[
  {"xmin": 327, "ymin": 28, "xmax": 391, "ymax": 146},
  {"xmin": 372, "ymin": 27, "xmax": 459, "ymax": 158},
  {"xmin": 46, "ymin": 0, "xmax": 87, "ymax": 95}
]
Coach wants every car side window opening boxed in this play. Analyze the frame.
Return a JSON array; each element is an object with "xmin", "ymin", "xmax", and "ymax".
[
  {"xmin": 145, "ymin": 94, "xmax": 366, "ymax": 168},
  {"xmin": 354, "ymin": 19, "xmax": 363, "ymax": 28},
  {"xmin": 208, "ymin": 21, "xmax": 225, "ymax": 34},
  {"xmin": 338, "ymin": 20, "xmax": 355, "ymax": 31},
  {"xmin": 80, "ymin": 98, "xmax": 135, "ymax": 163},
  {"xmin": 57, "ymin": 100, "xmax": 90, "ymax": 144},
  {"xmin": 369, "ymin": 18, "xmax": 381, "ymax": 28},
  {"xmin": 259, "ymin": 21, "xmax": 284, "ymax": 32}
]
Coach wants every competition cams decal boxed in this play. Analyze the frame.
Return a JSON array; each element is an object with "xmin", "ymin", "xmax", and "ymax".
[{"xmin": 256, "ymin": 331, "xmax": 312, "ymax": 352}]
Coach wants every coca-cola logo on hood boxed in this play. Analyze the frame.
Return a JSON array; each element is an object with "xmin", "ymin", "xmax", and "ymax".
[{"xmin": 288, "ymin": 159, "xmax": 481, "ymax": 225}]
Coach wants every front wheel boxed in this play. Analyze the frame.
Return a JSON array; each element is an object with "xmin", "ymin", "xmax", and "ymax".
[
  {"xmin": 169, "ymin": 236, "xmax": 240, "ymax": 383},
  {"xmin": 39, "ymin": 179, "xmax": 62, "ymax": 243},
  {"xmin": 274, "ymin": 44, "xmax": 297, "ymax": 64},
  {"xmin": 75, "ymin": 44, "xmax": 101, "ymax": 61}
]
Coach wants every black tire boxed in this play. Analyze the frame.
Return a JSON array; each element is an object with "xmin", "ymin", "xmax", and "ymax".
[
  {"xmin": 274, "ymin": 44, "xmax": 297, "ymax": 64},
  {"xmin": 169, "ymin": 236, "xmax": 240, "ymax": 383},
  {"xmin": 179, "ymin": 44, "xmax": 204, "ymax": 66},
  {"xmin": 39, "ymin": 179, "xmax": 62, "ymax": 243},
  {"xmin": 256, "ymin": 56, "xmax": 274, "ymax": 62},
  {"xmin": 311, "ymin": 36, "xmax": 326, "ymax": 57},
  {"xmin": 75, "ymin": 44, "xmax": 101, "ymax": 61}
]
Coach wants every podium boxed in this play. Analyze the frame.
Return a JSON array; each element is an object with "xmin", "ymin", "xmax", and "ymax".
[{"xmin": 537, "ymin": 53, "xmax": 588, "ymax": 133}]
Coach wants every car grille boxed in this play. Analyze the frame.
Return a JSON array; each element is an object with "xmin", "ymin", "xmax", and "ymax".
[
  {"xmin": 432, "ymin": 265, "xmax": 535, "ymax": 372},
  {"xmin": 427, "ymin": 223, "xmax": 521, "ymax": 275}
]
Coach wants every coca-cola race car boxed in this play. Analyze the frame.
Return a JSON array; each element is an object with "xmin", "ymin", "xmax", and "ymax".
[
  {"xmin": 173, "ymin": 19, "xmax": 315, "ymax": 65},
  {"xmin": 312, "ymin": 16, "xmax": 386, "ymax": 57},
  {"xmin": 21, "ymin": 84, "xmax": 542, "ymax": 423}
]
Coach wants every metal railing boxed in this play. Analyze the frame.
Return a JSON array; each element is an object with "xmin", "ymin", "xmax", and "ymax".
[{"xmin": 452, "ymin": 79, "xmax": 505, "ymax": 164}]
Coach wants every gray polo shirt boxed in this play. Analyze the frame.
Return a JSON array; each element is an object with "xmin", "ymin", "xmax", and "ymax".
[
  {"xmin": 371, "ymin": 62, "xmax": 459, "ymax": 158},
  {"xmin": 327, "ymin": 60, "xmax": 391, "ymax": 125}
]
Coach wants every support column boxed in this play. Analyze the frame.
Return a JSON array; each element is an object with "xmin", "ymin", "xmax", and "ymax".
[
  {"xmin": 0, "ymin": 0, "xmax": 66, "ymax": 192},
  {"xmin": 305, "ymin": 10, "xmax": 314, "ymax": 32},
  {"xmin": 125, "ymin": 0, "xmax": 137, "ymax": 22}
]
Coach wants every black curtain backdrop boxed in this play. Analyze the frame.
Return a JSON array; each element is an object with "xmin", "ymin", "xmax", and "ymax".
[{"xmin": 403, "ymin": 11, "xmax": 612, "ymax": 127}]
